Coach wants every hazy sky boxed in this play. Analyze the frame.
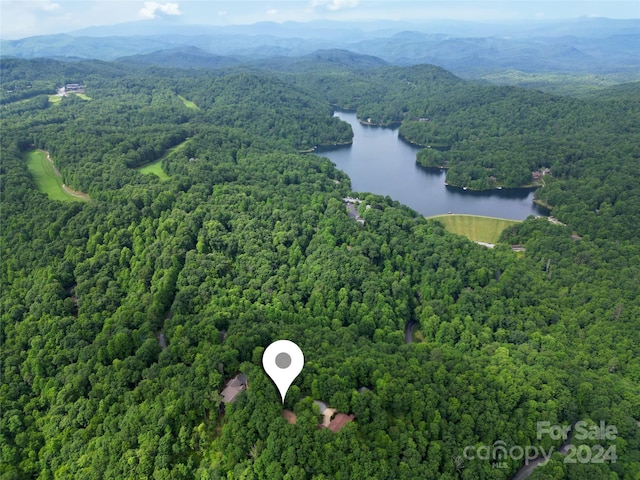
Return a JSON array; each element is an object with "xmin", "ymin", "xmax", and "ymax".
[{"xmin": 1, "ymin": 1, "xmax": 639, "ymax": 39}]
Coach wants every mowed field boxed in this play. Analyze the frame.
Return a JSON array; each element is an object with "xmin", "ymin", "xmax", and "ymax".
[
  {"xmin": 138, "ymin": 160, "xmax": 170, "ymax": 181},
  {"xmin": 26, "ymin": 150, "xmax": 88, "ymax": 202},
  {"xmin": 178, "ymin": 95, "xmax": 199, "ymax": 110},
  {"xmin": 430, "ymin": 214, "xmax": 520, "ymax": 243},
  {"xmin": 48, "ymin": 93, "xmax": 91, "ymax": 104},
  {"xmin": 136, "ymin": 139, "xmax": 192, "ymax": 181}
]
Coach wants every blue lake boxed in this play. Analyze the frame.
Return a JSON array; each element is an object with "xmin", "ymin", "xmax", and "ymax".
[{"xmin": 320, "ymin": 111, "xmax": 548, "ymax": 220}]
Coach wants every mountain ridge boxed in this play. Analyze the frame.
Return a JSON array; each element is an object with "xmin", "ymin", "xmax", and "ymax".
[
  {"xmin": 2, "ymin": 20, "xmax": 637, "ymax": 77},
  {"xmin": 117, "ymin": 46, "xmax": 240, "ymax": 69}
]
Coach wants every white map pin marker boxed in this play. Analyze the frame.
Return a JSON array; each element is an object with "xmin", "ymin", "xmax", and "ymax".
[{"xmin": 263, "ymin": 340, "xmax": 304, "ymax": 403}]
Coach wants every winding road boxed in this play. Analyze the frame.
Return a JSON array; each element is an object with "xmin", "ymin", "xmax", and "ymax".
[
  {"xmin": 405, "ymin": 320, "xmax": 418, "ymax": 343},
  {"xmin": 44, "ymin": 150, "xmax": 90, "ymax": 201},
  {"xmin": 511, "ymin": 437, "xmax": 572, "ymax": 480}
]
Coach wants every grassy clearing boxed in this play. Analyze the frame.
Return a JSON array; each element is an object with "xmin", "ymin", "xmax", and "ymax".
[
  {"xmin": 48, "ymin": 93, "xmax": 91, "ymax": 104},
  {"xmin": 429, "ymin": 214, "xmax": 520, "ymax": 244},
  {"xmin": 138, "ymin": 161, "xmax": 170, "ymax": 181},
  {"xmin": 178, "ymin": 95, "xmax": 199, "ymax": 110},
  {"xmin": 135, "ymin": 140, "xmax": 191, "ymax": 181},
  {"xmin": 26, "ymin": 150, "xmax": 88, "ymax": 202}
]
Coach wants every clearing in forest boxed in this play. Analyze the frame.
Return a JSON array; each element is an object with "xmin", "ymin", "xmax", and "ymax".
[
  {"xmin": 178, "ymin": 95, "xmax": 199, "ymax": 110},
  {"xmin": 26, "ymin": 150, "xmax": 90, "ymax": 202},
  {"xmin": 429, "ymin": 214, "xmax": 519, "ymax": 244},
  {"xmin": 136, "ymin": 140, "xmax": 191, "ymax": 181},
  {"xmin": 138, "ymin": 161, "xmax": 170, "ymax": 181},
  {"xmin": 48, "ymin": 93, "xmax": 91, "ymax": 104}
]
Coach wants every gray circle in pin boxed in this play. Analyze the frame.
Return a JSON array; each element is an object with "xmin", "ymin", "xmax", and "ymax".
[{"xmin": 276, "ymin": 352, "xmax": 291, "ymax": 369}]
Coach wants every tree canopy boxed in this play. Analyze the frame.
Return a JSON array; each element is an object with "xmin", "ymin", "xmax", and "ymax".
[{"xmin": 1, "ymin": 56, "xmax": 639, "ymax": 479}]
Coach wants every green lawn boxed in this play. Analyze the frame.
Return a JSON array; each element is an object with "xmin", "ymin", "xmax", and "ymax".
[
  {"xmin": 429, "ymin": 214, "xmax": 520, "ymax": 244},
  {"xmin": 26, "ymin": 150, "xmax": 87, "ymax": 202},
  {"xmin": 178, "ymin": 95, "xmax": 199, "ymax": 110},
  {"xmin": 135, "ymin": 140, "xmax": 191, "ymax": 181},
  {"xmin": 138, "ymin": 160, "xmax": 170, "ymax": 181},
  {"xmin": 48, "ymin": 93, "xmax": 91, "ymax": 104}
]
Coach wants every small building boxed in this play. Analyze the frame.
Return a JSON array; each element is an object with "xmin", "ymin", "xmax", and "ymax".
[
  {"xmin": 221, "ymin": 374, "xmax": 247, "ymax": 403},
  {"xmin": 314, "ymin": 400, "xmax": 337, "ymax": 427},
  {"xmin": 327, "ymin": 413, "xmax": 355, "ymax": 433},
  {"xmin": 343, "ymin": 197, "xmax": 369, "ymax": 225},
  {"xmin": 65, "ymin": 83, "xmax": 86, "ymax": 94},
  {"xmin": 532, "ymin": 167, "xmax": 551, "ymax": 181},
  {"xmin": 282, "ymin": 410, "xmax": 297, "ymax": 424},
  {"xmin": 313, "ymin": 399, "xmax": 355, "ymax": 432}
]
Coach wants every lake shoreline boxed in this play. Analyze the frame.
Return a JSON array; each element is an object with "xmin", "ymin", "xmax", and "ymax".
[
  {"xmin": 304, "ymin": 140, "xmax": 353, "ymax": 153},
  {"xmin": 417, "ymin": 163, "xmax": 546, "ymax": 193},
  {"xmin": 427, "ymin": 213, "xmax": 524, "ymax": 222},
  {"xmin": 323, "ymin": 111, "xmax": 548, "ymax": 220},
  {"xmin": 444, "ymin": 181, "xmax": 542, "ymax": 193}
]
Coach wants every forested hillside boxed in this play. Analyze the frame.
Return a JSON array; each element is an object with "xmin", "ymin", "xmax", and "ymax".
[
  {"xmin": 275, "ymin": 59, "xmax": 640, "ymax": 241},
  {"xmin": 1, "ymin": 57, "xmax": 639, "ymax": 479}
]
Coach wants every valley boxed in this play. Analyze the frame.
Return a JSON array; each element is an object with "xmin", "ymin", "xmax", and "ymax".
[{"xmin": 1, "ymin": 18, "xmax": 639, "ymax": 479}]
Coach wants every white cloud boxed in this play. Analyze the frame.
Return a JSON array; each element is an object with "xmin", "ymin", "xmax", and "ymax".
[
  {"xmin": 42, "ymin": 2, "xmax": 61, "ymax": 12},
  {"xmin": 139, "ymin": 2, "xmax": 182, "ymax": 19},
  {"xmin": 266, "ymin": 8, "xmax": 278, "ymax": 16},
  {"xmin": 310, "ymin": 0, "xmax": 360, "ymax": 12},
  {"xmin": 0, "ymin": 1, "xmax": 67, "ymax": 38}
]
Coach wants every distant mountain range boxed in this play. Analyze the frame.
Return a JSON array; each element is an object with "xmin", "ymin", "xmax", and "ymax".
[
  {"xmin": 117, "ymin": 46, "xmax": 240, "ymax": 69},
  {"xmin": 1, "ymin": 18, "xmax": 638, "ymax": 76},
  {"xmin": 66, "ymin": 17, "xmax": 640, "ymax": 39}
]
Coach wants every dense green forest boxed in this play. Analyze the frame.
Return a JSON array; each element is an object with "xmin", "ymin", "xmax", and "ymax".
[
  {"xmin": 1, "ymin": 56, "xmax": 639, "ymax": 479},
  {"xmin": 275, "ymin": 56, "xmax": 640, "ymax": 242}
]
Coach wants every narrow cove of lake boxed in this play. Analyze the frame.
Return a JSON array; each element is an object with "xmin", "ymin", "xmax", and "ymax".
[{"xmin": 319, "ymin": 111, "xmax": 548, "ymax": 220}]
